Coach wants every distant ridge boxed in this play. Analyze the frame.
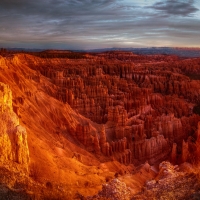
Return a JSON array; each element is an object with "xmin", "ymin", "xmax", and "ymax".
[
  {"xmin": 2, "ymin": 47, "xmax": 200, "ymax": 57},
  {"xmin": 86, "ymin": 47, "xmax": 200, "ymax": 58}
]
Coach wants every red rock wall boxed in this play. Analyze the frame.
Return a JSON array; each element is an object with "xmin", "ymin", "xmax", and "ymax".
[{"xmin": 14, "ymin": 53, "xmax": 200, "ymax": 165}]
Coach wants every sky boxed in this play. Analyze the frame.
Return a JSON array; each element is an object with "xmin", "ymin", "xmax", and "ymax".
[{"xmin": 0, "ymin": 0, "xmax": 200, "ymax": 50}]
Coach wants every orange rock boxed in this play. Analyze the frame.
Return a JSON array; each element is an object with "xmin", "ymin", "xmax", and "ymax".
[{"xmin": 0, "ymin": 82, "xmax": 29, "ymax": 170}]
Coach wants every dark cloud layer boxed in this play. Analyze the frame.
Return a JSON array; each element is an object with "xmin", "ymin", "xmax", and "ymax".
[
  {"xmin": 0, "ymin": 0, "xmax": 200, "ymax": 49},
  {"xmin": 151, "ymin": 0, "xmax": 199, "ymax": 16}
]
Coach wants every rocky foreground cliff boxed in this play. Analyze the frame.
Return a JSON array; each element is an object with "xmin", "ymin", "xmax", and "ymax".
[{"xmin": 0, "ymin": 51, "xmax": 200, "ymax": 199}]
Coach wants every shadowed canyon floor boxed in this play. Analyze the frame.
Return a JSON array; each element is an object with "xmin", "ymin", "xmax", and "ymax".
[{"xmin": 0, "ymin": 50, "xmax": 200, "ymax": 199}]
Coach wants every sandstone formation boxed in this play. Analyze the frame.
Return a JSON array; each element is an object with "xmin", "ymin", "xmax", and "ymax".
[
  {"xmin": 21, "ymin": 51, "xmax": 200, "ymax": 165},
  {"xmin": 3, "ymin": 52, "xmax": 200, "ymax": 165},
  {"xmin": 0, "ymin": 82, "xmax": 29, "ymax": 169},
  {"xmin": 0, "ymin": 51, "xmax": 200, "ymax": 198}
]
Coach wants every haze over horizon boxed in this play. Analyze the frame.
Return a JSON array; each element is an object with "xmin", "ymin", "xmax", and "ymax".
[{"xmin": 0, "ymin": 0, "xmax": 200, "ymax": 50}]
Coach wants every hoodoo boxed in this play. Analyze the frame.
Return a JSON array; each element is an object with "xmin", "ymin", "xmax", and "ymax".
[{"xmin": 0, "ymin": 51, "xmax": 200, "ymax": 199}]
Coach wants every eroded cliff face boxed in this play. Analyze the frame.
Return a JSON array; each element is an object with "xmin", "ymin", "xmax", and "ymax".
[
  {"xmin": 0, "ymin": 82, "xmax": 29, "ymax": 169},
  {"xmin": 0, "ymin": 51, "xmax": 200, "ymax": 198},
  {"xmin": 15, "ymin": 52, "xmax": 200, "ymax": 166}
]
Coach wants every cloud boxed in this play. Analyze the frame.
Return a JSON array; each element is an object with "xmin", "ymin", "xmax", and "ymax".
[
  {"xmin": 0, "ymin": 0, "xmax": 200, "ymax": 49},
  {"xmin": 0, "ymin": 0, "xmax": 117, "ymax": 19},
  {"xmin": 151, "ymin": 0, "xmax": 199, "ymax": 17}
]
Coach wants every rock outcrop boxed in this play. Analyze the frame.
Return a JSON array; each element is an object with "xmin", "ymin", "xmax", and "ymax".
[
  {"xmin": 134, "ymin": 161, "xmax": 200, "ymax": 200},
  {"xmin": 0, "ymin": 82, "xmax": 29, "ymax": 170},
  {"xmin": 86, "ymin": 178, "xmax": 131, "ymax": 200}
]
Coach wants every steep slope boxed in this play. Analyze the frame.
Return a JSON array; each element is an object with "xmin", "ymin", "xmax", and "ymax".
[{"xmin": 0, "ymin": 54, "xmax": 131, "ymax": 198}]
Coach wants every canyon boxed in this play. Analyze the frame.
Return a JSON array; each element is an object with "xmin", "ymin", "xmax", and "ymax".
[{"xmin": 0, "ymin": 50, "xmax": 200, "ymax": 199}]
